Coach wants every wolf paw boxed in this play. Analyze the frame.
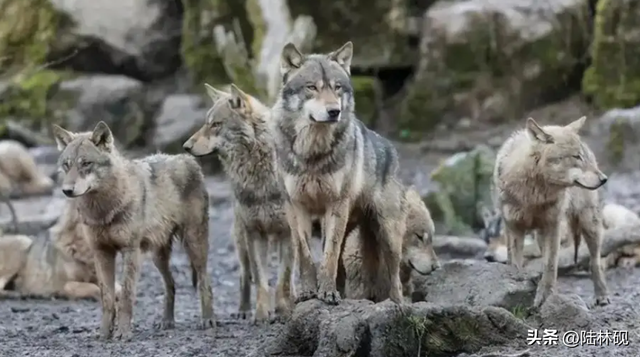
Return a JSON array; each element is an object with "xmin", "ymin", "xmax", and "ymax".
[
  {"xmin": 198, "ymin": 318, "xmax": 216, "ymax": 330},
  {"xmin": 112, "ymin": 328, "xmax": 133, "ymax": 341},
  {"xmin": 154, "ymin": 320, "xmax": 175, "ymax": 330},
  {"xmin": 294, "ymin": 290, "xmax": 317, "ymax": 304},
  {"xmin": 252, "ymin": 310, "xmax": 272, "ymax": 325},
  {"xmin": 595, "ymin": 295, "xmax": 611, "ymax": 306},
  {"xmin": 231, "ymin": 310, "xmax": 251, "ymax": 320},
  {"xmin": 318, "ymin": 290, "xmax": 341, "ymax": 305}
]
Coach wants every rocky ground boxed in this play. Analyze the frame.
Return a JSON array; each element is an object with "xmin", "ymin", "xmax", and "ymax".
[{"xmin": 1, "ymin": 136, "xmax": 639, "ymax": 357}]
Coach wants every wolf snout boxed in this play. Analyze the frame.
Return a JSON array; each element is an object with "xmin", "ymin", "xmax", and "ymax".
[
  {"xmin": 62, "ymin": 188, "xmax": 74, "ymax": 197},
  {"xmin": 326, "ymin": 108, "xmax": 341, "ymax": 122},
  {"xmin": 183, "ymin": 141, "xmax": 193, "ymax": 153},
  {"xmin": 599, "ymin": 174, "xmax": 608, "ymax": 185}
]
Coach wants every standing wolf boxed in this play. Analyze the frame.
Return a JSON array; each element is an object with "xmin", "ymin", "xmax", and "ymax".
[
  {"xmin": 52, "ymin": 121, "xmax": 214, "ymax": 340},
  {"xmin": 271, "ymin": 41, "xmax": 407, "ymax": 304},
  {"xmin": 183, "ymin": 84, "xmax": 293, "ymax": 323},
  {"xmin": 494, "ymin": 116, "xmax": 610, "ymax": 308}
]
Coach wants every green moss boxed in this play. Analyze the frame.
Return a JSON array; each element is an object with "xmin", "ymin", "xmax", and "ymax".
[
  {"xmin": 606, "ymin": 116, "xmax": 627, "ymax": 165},
  {"xmin": 582, "ymin": 0, "xmax": 640, "ymax": 108},
  {"xmin": 180, "ymin": 0, "xmax": 231, "ymax": 87},
  {"xmin": 245, "ymin": 0, "xmax": 265, "ymax": 63},
  {"xmin": 351, "ymin": 76, "xmax": 381, "ymax": 127}
]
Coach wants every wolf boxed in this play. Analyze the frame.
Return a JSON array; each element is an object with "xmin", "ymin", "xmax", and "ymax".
[
  {"xmin": 271, "ymin": 41, "xmax": 408, "ymax": 305},
  {"xmin": 0, "ymin": 140, "xmax": 55, "ymax": 197},
  {"xmin": 597, "ymin": 203, "xmax": 640, "ymax": 269},
  {"xmin": 338, "ymin": 186, "xmax": 440, "ymax": 301},
  {"xmin": 0, "ymin": 200, "xmax": 123, "ymax": 300},
  {"xmin": 494, "ymin": 116, "xmax": 609, "ymax": 308},
  {"xmin": 51, "ymin": 121, "xmax": 214, "ymax": 341},
  {"xmin": 182, "ymin": 83, "xmax": 293, "ymax": 323}
]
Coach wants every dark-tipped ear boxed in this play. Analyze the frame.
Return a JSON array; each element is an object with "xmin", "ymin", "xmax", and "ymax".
[
  {"xmin": 228, "ymin": 84, "xmax": 252, "ymax": 112},
  {"xmin": 526, "ymin": 117, "xmax": 553, "ymax": 143},
  {"xmin": 328, "ymin": 41, "xmax": 353, "ymax": 75},
  {"xmin": 204, "ymin": 83, "xmax": 226, "ymax": 103},
  {"xmin": 565, "ymin": 116, "xmax": 586, "ymax": 133},
  {"xmin": 280, "ymin": 43, "xmax": 304, "ymax": 77},
  {"xmin": 90, "ymin": 121, "xmax": 114, "ymax": 151},
  {"xmin": 52, "ymin": 124, "xmax": 75, "ymax": 151}
]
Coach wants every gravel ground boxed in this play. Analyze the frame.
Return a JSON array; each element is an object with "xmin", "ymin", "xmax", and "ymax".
[{"xmin": 1, "ymin": 144, "xmax": 640, "ymax": 357}]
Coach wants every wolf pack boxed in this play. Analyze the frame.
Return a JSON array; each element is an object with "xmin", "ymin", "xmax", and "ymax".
[{"xmin": 0, "ymin": 40, "xmax": 635, "ymax": 342}]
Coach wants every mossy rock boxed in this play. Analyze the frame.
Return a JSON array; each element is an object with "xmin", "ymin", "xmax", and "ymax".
[
  {"xmin": 0, "ymin": 70, "xmax": 75, "ymax": 138},
  {"xmin": 399, "ymin": 0, "xmax": 592, "ymax": 140},
  {"xmin": 352, "ymin": 76, "xmax": 382, "ymax": 128},
  {"xmin": 582, "ymin": 0, "xmax": 640, "ymax": 109},
  {"xmin": 425, "ymin": 145, "xmax": 496, "ymax": 234},
  {"xmin": 287, "ymin": 0, "xmax": 417, "ymax": 68}
]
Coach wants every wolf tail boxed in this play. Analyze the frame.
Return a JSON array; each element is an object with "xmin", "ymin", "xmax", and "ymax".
[
  {"xmin": 572, "ymin": 232, "xmax": 581, "ymax": 266},
  {"xmin": 191, "ymin": 264, "xmax": 198, "ymax": 289}
]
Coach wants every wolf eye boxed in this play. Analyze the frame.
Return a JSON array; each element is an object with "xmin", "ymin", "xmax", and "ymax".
[
  {"xmin": 81, "ymin": 161, "xmax": 93, "ymax": 167},
  {"xmin": 572, "ymin": 154, "xmax": 583, "ymax": 161},
  {"xmin": 334, "ymin": 84, "xmax": 342, "ymax": 91},
  {"xmin": 306, "ymin": 85, "xmax": 317, "ymax": 91}
]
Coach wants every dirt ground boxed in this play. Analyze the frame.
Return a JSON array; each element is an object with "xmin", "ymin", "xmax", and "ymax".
[{"xmin": 2, "ymin": 114, "xmax": 640, "ymax": 356}]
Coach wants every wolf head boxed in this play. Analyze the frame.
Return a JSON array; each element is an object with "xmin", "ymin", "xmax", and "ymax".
[
  {"xmin": 277, "ymin": 41, "xmax": 355, "ymax": 125},
  {"xmin": 479, "ymin": 206, "xmax": 508, "ymax": 263},
  {"xmin": 52, "ymin": 121, "xmax": 115, "ymax": 198},
  {"xmin": 402, "ymin": 188, "xmax": 441, "ymax": 275},
  {"xmin": 526, "ymin": 116, "xmax": 608, "ymax": 190},
  {"xmin": 183, "ymin": 84, "xmax": 265, "ymax": 158}
]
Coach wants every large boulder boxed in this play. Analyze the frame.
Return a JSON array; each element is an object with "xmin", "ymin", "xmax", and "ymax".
[
  {"xmin": 582, "ymin": 0, "xmax": 640, "ymax": 109},
  {"xmin": 399, "ymin": 0, "xmax": 592, "ymax": 139},
  {"xmin": 424, "ymin": 145, "xmax": 495, "ymax": 235},
  {"xmin": 286, "ymin": 0, "xmax": 421, "ymax": 69},
  {"xmin": 591, "ymin": 106, "xmax": 640, "ymax": 172},
  {"xmin": 151, "ymin": 94, "xmax": 207, "ymax": 154},
  {"xmin": 0, "ymin": 0, "xmax": 184, "ymax": 81}
]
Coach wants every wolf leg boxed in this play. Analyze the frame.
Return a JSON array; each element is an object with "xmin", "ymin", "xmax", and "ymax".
[
  {"xmin": 374, "ymin": 213, "xmax": 405, "ymax": 304},
  {"xmin": 274, "ymin": 232, "xmax": 293, "ymax": 320},
  {"xmin": 246, "ymin": 230, "xmax": 271, "ymax": 324},
  {"xmin": 581, "ymin": 215, "xmax": 610, "ymax": 306},
  {"xmin": 183, "ymin": 219, "xmax": 215, "ymax": 330},
  {"xmin": 94, "ymin": 247, "xmax": 117, "ymax": 340},
  {"xmin": 114, "ymin": 247, "xmax": 141, "ymax": 341},
  {"xmin": 286, "ymin": 202, "xmax": 317, "ymax": 303},
  {"xmin": 533, "ymin": 219, "xmax": 563, "ymax": 308},
  {"xmin": 152, "ymin": 244, "xmax": 176, "ymax": 329},
  {"xmin": 317, "ymin": 200, "xmax": 351, "ymax": 305},
  {"xmin": 62, "ymin": 281, "xmax": 101, "ymax": 300},
  {"xmin": 232, "ymin": 220, "xmax": 251, "ymax": 320},
  {"xmin": 505, "ymin": 224, "xmax": 525, "ymax": 269}
]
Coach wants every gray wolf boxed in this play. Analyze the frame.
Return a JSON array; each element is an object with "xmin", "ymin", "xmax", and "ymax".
[
  {"xmin": 494, "ymin": 115, "xmax": 609, "ymax": 308},
  {"xmin": 183, "ymin": 83, "xmax": 293, "ymax": 323},
  {"xmin": 272, "ymin": 41, "xmax": 408, "ymax": 305},
  {"xmin": 0, "ymin": 201, "xmax": 122, "ymax": 300},
  {"xmin": 52, "ymin": 121, "xmax": 214, "ymax": 340},
  {"xmin": 339, "ymin": 186, "xmax": 440, "ymax": 301},
  {"xmin": 599, "ymin": 203, "xmax": 640, "ymax": 269}
]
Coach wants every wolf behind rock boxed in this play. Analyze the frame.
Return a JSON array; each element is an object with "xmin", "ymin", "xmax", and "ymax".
[
  {"xmin": 494, "ymin": 116, "xmax": 609, "ymax": 308},
  {"xmin": 272, "ymin": 41, "xmax": 407, "ymax": 305},
  {"xmin": 183, "ymin": 83, "xmax": 293, "ymax": 324},
  {"xmin": 339, "ymin": 186, "xmax": 440, "ymax": 301},
  {"xmin": 52, "ymin": 121, "xmax": 214, "ymax": 341}
]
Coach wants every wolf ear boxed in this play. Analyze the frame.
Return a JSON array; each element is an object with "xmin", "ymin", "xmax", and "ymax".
[
  {"xmin": 52, "ymin": 125, "xmax": 75, "ymax": 151},
  {"xmin": 328, "ymin": 41, "xmax": 353, "ymax": 75},
  {"xmin": 565, "ymin": 116, "xmax": 586, "ymax": 133},
  {"xmin": 280, "ymin": 43, "xmax": 304, "ymax": 77},
  {"xmin": 480, "ymin": 206, "xmax": 495, "ymax": 228},
  {"xmin": 526, "ymin": 117, "xmax": 554, "ymax": 143},
  {"xmin": 204, "ymin": 83, "xmax": 226, "ymax": 103},
  {"xmin": 90, "ymin": 121, "xmax": 114, "ymax": 152},
  {"xmin": 228, "ymin": 84, "xmax": 252, "ymax": 112}
]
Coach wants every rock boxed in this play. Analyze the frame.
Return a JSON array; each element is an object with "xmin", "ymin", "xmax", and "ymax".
[
  {"xmin": 0, "ymin": 195, "xmax": 65, "ymax": 235},
  {"xmin": 256, "ymin": 299, "xmax": 530, "ymax": 357},
  {"xmin": 287, "ymin": 0, "xmax": 420, "ymax": 69},
  {"xmin": 591, "ymin": 106, "xmax": 640, "ymax": 171},
  {"xmin": 582, "ymin": 0, "xmax": 640, "ymax": 109},
  {"xmin": 413, "ymin": 260, "xmax": 537, "ymax": 311},
  {"xmin": 424, "ymin": 145, "xmax": 495, "ymax": 235},
  {"xmin": 433, "ymin": 235, "xmax": 488, "ymax": 258},
  {"xmin": 54, "ymin": 75, "xmax": 159, "ymax": 149},
  {"xmin": 151, "ymin": 94, "xmax": 207, "ymax": 153},
  {"xmin": 538, "ymin": 293, "xmax": 595, "ymax": 331},
  {"xmin": 400, "ymin": 0, "xmax": 593, "ymax": 137}
]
